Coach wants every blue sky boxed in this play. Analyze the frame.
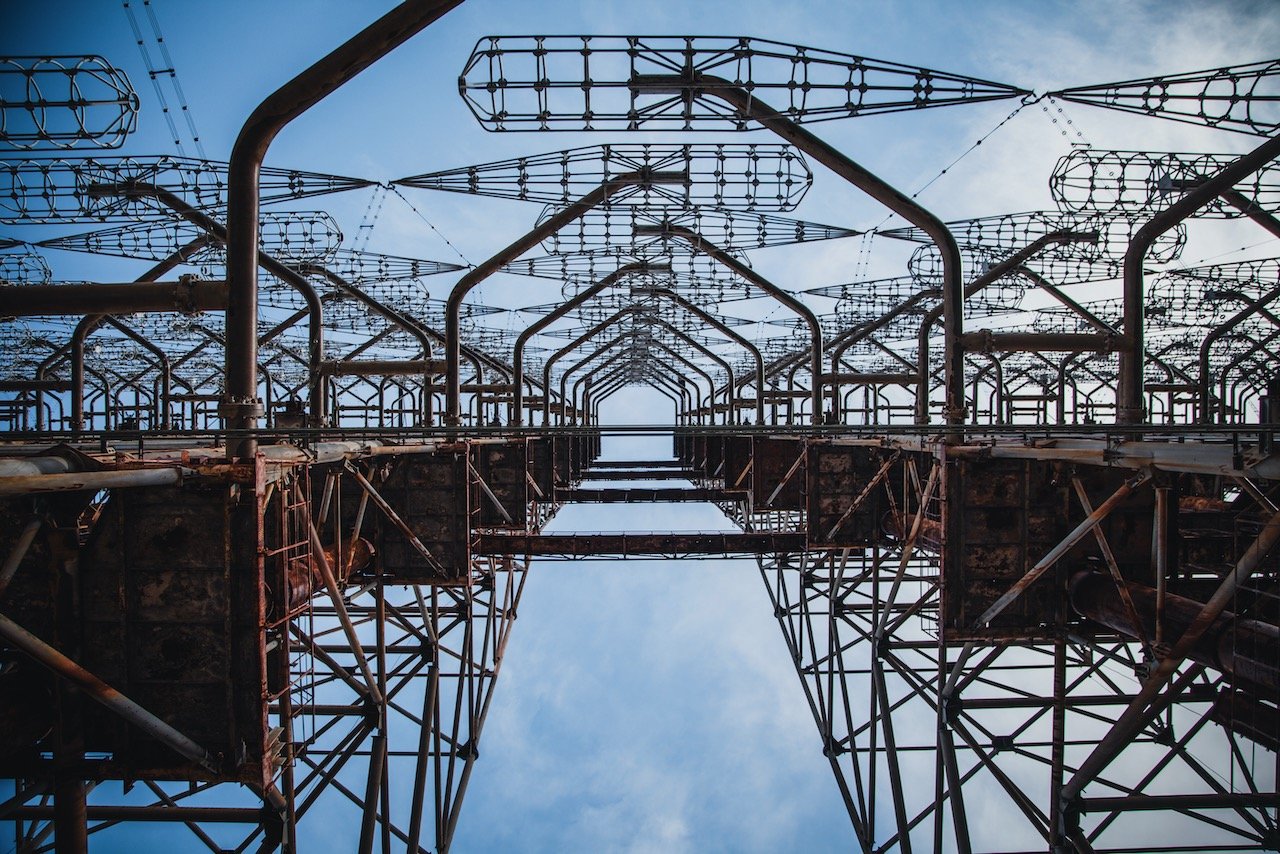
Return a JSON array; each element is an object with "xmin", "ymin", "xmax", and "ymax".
[{"xmin": 4, "ymin": 1, "xmax": 1279, "ymax": 851}]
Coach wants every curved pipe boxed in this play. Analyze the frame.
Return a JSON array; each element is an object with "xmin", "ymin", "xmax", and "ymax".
[
  {"xmin": 636, "ymin": 286, "xmax": 765, "ymax": 425},
  {"xmin": 828, "ymin": 288, "xmax": 939, "ymax": 412},
  {"xmin": 635, "ymin": 223, "xmax": 823, "ymax": 424},
  {"xmin": 571, "ymin": 351, "xmax": 635, "ymax": 426},
  {"xmin": 94, "ymin": 182, "xmax": 328, "ymax": 425},
  {"xmin": 561, "ymin": 332, "xmax": 637, "ymax": 424},
  {"xmin": 445, "ymin": 170, "xmax": 689, "ymax": 423},
  {"xmin": 547, "ymin": 311, "xmax": 650, "ymax": 425},
  {"xmin": 632, "ymin": 73, "xmax": 965, "ymax": 431},
  {"xmin": 556, "ymin": 317, "xmax": 730, "ymax": 425},
  {"xmin": 582, "ymin": 351, "xmax": 698, "ymax": 424},
  {"xmin": 295, "ymin": 263, "xmax": 436, "ymax": 425},
  {"xmin": 1118, "ymin": 132, "xmax": 1280, "ymax": 424},
  {"xmin": 72, "ymin": 311, "xmax": 177, "ymax": 432},
  {"xmin": 224, "ymin": 1, "xmax": 461, "ymax": 457},
  {"xmin": 915, "ymin": 230, "xmax": 1097, "ymax": 423},
  {"xmin": 643, "ymin": 317, "xmax": 735, "ymax": 423},
  {"xmin": 646, "ymin": 340, "xmax": 716, "ymax": 422},
  {"xmin": 1198, "ymin": 286, "xmax": 1280, "ymax": 422},
  {"xmin": 595, "ymin": 373, "xmax": 686, "ymax": 424},
  {"xmin": 510, "ymin": 262, "xmax": 659, "ymax": 423},
  {"xmin": 591, "ymin": 362, "xmax": 692, "ymax": 424},
  {"xmin": 1218, "ymin": 327, "xmax": 1280, "ymax": 423}
]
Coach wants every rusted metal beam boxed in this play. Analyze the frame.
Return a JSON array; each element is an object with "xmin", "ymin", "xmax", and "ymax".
[
  {"xmin": 559, "ymin": 487, "xmax": 724, "ymax": 502},
  {"xmin": 0, "ymin": 467, "xmax": 182, "ymax": 497},
  {"xmin": 915, "ymin": 230, "xmax": 1098, "ymax": 424},
  {"xmin": 1119, "ymin": 132, "xmax": 1280, "ymax": 424},
  {"xmin": 1, "ymin": 280, "xmax": 227, "ymax": 317},
  {"xmin": 0, "ymin": 379, "xmax": 73, "ymax": 392},
  {"xmin": 1070, "ymin": 571, "xmax": 1279, "ymax": 692},
  {"xmin": 821, "ymin": 372, "xmax": 919, "ymax": 385},
  {"xmin": 958, "ymin": 331, "xmax": 1125, "ymax": 353},
  {"xmin": 579, "ymin": 469, "xmax": 693, "ymax": 481},
  {"xmin": 637, "ymin": 223, "xmax": 824, "ymax": 424},
  {"xmin": 446, "ymin": 172, "xmax": 687, "ymax": 423},
  {"xmin": 318, "ymin": 359, "xmax": 446, "ymax": 378},
  {"xmin": 475, "ymin": 532, "xmax": 808, "ymax": 556},
  {"xmin": 634, "ymin": 73, "xmax": 965, "ymax": 431},
  {"xmin": 0, "ymin": 518, "xmax": 40, "ymax": 601},
  {"xmin": 306, "ymin": 517, "xmax": 385, "ymax": 705},
  {"xmin": 10, "ymin": 805, "xmax": 269, "ymax": 822},
  {"xmin": 1077, "ymin": 793, "xmax": 1280, "ymax": 813},
  {"xmin": 1062, "ymin": 506, "xmax": 1280, "ymax": 808}
]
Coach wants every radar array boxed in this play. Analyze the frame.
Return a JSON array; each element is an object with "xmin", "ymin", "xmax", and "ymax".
[{"xmin": 1, "ymin": 12, "xmax": 1278, "ymax": 854}]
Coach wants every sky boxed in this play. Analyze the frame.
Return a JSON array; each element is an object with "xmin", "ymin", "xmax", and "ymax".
[{"xmin": 3, "ymin": 0, "xmax": 1279, "ymax": 852}]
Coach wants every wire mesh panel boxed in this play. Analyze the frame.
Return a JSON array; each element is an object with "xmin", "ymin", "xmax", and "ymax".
[
  {"xmin": 39, "ymin": 210, "xmax": 344, "ymax": 262},
  {"xmin": 537, "ymin": 205, "xmax": 857, "ymax": 254},
  {"xmin": 895, "ymin": 211, "xmax": 1186, "ymax": 286},
  {"xmin": 0, "ymin": 248, "xmax": 52, "ymax": 284},
  {"xmin": 1148, "ymin": 258, "xmax": 1280, "ymax": 327},
  {"xmin": 1047, "ymin": 58, "xmax": 1280, "ymax": 136},
  {"xmin": 1051, "ymin": 149, "xmax": 1280, "ymax": 217},
  {"xmin": 0, "ymin": 156, "xmax": 372, "ymax": 223},
  {"xmin": 0, "ymin": 56, "xmax": 139, "ymax": 149},
  {"xmin": 397, "ymin": 143, "xmax": 813, "ymax": 209},
  {"xmin": 459, "ymin": 36, "xmax": 1028, "ymax": 131}
]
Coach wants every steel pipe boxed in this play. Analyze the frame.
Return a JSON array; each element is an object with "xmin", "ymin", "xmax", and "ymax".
[
  {"xmin": 226, "ymin": 0, "xmax": 463, "ymax": 456},
  {"xmin": 1118, "ymin": 132, "xmax": 1280, "ymax": 424},
  {"xmin": 445, "ymin": 171, "xmax": 688, "ymax": 424}
]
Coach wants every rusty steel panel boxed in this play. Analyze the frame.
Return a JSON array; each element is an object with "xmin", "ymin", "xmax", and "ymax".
[
  {"xmin": 471, "ymin": 439, "xmax": 529, "ymax": 529},
  {"xmin": 551, "ymin": 436, "xmax": 572, "ymax": 487},
  {"xmin": 0, "ymin": 495, "xmax": 88, "ymax": 771},
  {"xmin": 377, "ymin": 451, "xmax": 471, "ymax": 584},
  {"xmin": 701, "ymin": 434, "xmax": 725, "ymax": 482},
  {"xmin": 1071, "ymin": 467, "xmax": 1158, "ymax": 585},
  {"xmin": 75, "ymin": 480, "xmax": 265, "ymax": 782},
  {"xmin": 943, "ymin": 458, "xmax": 1160, "ymax": 641},
  {"xmin": 560, "ymin": 487, "xmax": 725, "ymax": 502},
  {"xmin": 751, "ymin": 437, "xmax": 806, "ymax": 510},
  {"xmin": 943, "ymin": 458, "xmax": 1071, "ymax": 641},
  {"xmin": 806, "ymin": 443, "xmax": 898, "ymax": 548},
  {"xmin": 722, "ymin": 435, "xmax": 752, "ymax": 493},
  {"xmin": 570, "ymin": 434, "xmax": 597, "ymax": 479},
  {"xmin": 675, "ymin": 431, "xmax": 696, "ymax": 467},
  {"xmin": 528, "ymin": 438, "xmax": 555, "ymax": 501}
]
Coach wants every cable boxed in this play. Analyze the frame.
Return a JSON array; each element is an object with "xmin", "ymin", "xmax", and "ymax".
[
  {"xmin": 121, "ymin": 0, "xmax": 207, "ymax": 158},
  {"xmin": 388, "ymin": 186, "xmax": 474, "ymax": 269},
  {"xmin": 867, "ymin": 100, "xmax": 1035, "ymax": 234}
]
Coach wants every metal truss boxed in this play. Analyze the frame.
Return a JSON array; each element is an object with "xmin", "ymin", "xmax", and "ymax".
[
  {"xmin": 2, "ymin": 9, "xmax": 1280, "ymax": 853},
  {"xmin": 396, "ymin": 143, "xmax": 814, "ymax": 210},
  {"xmin": 534, "ymin": 205, "xmax": 858, "ymax": 254},
  {"xmin": 38, "ymin": 211, "xmax": 345, "ymax": 263},
  {"xmin": 1051, "ymin": 150, "xmax": 1280, "ymax": 219}
]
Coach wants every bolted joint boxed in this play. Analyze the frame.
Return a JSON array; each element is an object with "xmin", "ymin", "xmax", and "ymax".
[
  {"xmin": 174, "ymin": 274, "xmax": 205, "ymax": 314},
  {"xmin": 218, "ymin": 398, "xmax": 265, "ymax": 421},
  {"xmin": 1115, "ymin": 403, "xmax": 1145, "ymax": 425}
]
